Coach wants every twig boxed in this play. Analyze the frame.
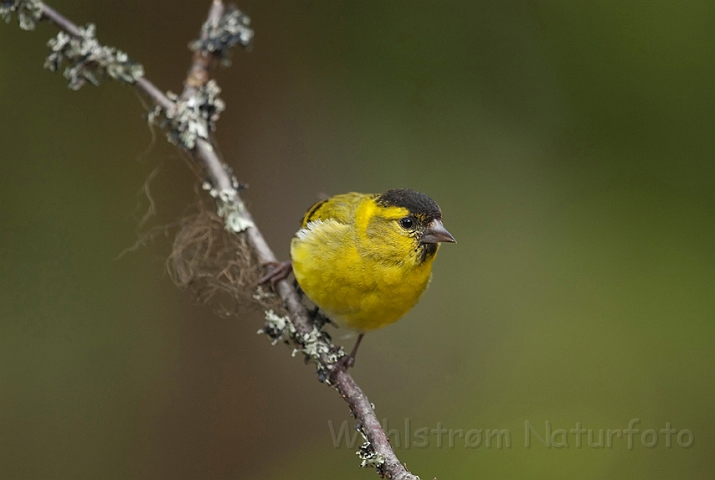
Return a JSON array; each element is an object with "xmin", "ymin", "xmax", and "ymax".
[{"xmin": 2, "ymin": 1, "xmax": 423, "ymax": 478}]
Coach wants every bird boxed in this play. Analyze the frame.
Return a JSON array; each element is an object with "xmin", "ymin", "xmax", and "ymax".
[{"xmin": 260, "ymin": 188, "xmax": 455, "ymax": 368}]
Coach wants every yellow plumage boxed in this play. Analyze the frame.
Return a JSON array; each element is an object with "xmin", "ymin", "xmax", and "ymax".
[{"xmin": 290, "ymin": 189, "xmax": 455, "ymax": 334}]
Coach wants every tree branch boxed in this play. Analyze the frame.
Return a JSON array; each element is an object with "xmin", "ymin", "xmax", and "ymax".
[{"xmin": 2, "ymin": 1, "xmax": 424, "ymax": 478}]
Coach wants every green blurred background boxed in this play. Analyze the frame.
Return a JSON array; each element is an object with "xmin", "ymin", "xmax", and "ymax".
[{"xmin": 1, "ymin": 1, "xmax": 713, "ymax": 478}]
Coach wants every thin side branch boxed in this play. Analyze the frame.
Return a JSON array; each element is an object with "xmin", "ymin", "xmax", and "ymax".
[
  {"xmin": 3, "ymin": 1, "xmax": 424, "ymax": 478},
  {"xmin": 182, "ymin": 0, "xmax": 224, "ymax": 99}
]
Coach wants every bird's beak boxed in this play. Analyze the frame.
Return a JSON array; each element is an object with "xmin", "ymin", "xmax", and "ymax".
[{"xmin": 421, "ymin": 219, "xmax": 456, "ymax": 244}]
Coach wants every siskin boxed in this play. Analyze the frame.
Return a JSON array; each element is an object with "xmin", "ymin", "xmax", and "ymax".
[{"xmin": 262, "ymin": 188, "xmax": 455, "ymax": 367}]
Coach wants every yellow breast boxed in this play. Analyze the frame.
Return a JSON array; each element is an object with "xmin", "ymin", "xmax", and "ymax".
[{"xmin": 290, "ymin": 202, "xmax": 437, "ymax": 332}]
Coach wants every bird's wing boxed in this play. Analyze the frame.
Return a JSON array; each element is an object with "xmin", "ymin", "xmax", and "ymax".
[{"xmin": 300, "ymin": 192, "xmax": 369, "ymax": 228}]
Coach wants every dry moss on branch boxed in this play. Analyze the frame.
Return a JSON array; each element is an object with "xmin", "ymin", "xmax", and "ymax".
[{"xmin": 167, "ymin": 200, "xmax": 285, "ymax": 318}]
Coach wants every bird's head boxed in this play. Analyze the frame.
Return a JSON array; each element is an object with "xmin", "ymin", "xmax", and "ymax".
[{"xmin": 358, "ymin": 188, "xmax": 456, "ymax": 266}]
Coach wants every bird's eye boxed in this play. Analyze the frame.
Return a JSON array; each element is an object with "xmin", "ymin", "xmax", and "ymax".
[{"xmin": 399, "ymin": 217, "xmax": 414, "ymax": 229}]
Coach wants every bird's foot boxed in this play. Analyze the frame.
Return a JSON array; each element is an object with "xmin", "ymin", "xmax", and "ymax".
[
  {"xmin": 330, "ymin": 333, "xmax": 364, "ymax": 375},
  {"xmin": 328, "ymin": 352, "xmax": 356, "ymax": 380},
  {"xmin": 258, "ymin": 261, "xmax": 293, "ymax": 287},
  {"xmin": 336, "ymin": 353, "xmax": 356, "ymax": 370}
]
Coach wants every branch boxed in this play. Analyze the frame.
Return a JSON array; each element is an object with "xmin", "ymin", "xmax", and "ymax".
[{"xmin": 2, "ymin": 1, "xmax": 424, "ymax": 478}]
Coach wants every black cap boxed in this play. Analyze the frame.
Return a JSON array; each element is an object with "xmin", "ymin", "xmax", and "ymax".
[{"xmin": 375, "ymin": 188, "xmax": 442, "ymax": 220}]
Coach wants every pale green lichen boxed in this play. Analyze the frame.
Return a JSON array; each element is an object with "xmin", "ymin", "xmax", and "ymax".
[
  {"xmin": 252, "ymin": 285, "xmax": 274, "ymax": 303},
  {"xmin": 200, "ymin": 184, "xmax": 254, "ymax": 234},
  {"xmin": 294, "ymin": 325, "xmax": 345, "ymax": 386},
  {"xmin": 259, "ymin": 307, "xmax": 345, "ymax": 383},
  {"xmin": 358, "ymin": 442, "xmax": 385, "ymax": 470},
  {"xmin": 44, "ymin": 24, "xmax": 144, "ymax": 89},
  {"xmin": 259, "ymin": 310, "xmax": 294, "ymax": 345},
  {"xmin": 215, "ymin": 193, "xmax": 254, "ymax": 233},
  {"xmin": 353, "ymin": 421, "xmax": 389, "ymax": 475},
  {"xmin": 149, "ymin": 80, "xmax": 225, "ymax": 150},
  {"xmin": 356, "ymin": 425, "xmax": 386, "ymax": 471},
  {"xmin": 1, "ymin": 0, "xmax": 42, "ymax": 30},
  {"xmin": 296, "ymin": 326, "xmax": 342, "ymax": 363},
  {"xmin": 190, "ymin": 5, "xmax": 254, "ymax": 64}
]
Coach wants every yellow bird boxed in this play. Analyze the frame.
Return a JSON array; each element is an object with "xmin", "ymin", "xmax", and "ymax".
[{"xmin": 262, "ymin": 188, "xmax": 455, "ymax": 367}]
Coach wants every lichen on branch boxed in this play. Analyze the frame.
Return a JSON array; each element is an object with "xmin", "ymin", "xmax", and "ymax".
[
  {"xmin": 0, "ymin": 0, "xmax": 42, "ymax": 30},
  {"xmin": 190, "ymin": 4, "xmax": 254, "ymax": 63},
  {"xmin": 44, "ymin": 23, "xmax": 144, "ymax": 90},
  {"xmin": 148, "ymin": 80, "xmax": 225, "ymax": 150}
]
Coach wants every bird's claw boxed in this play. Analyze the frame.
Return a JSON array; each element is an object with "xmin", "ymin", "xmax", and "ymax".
[
  {"xmin": 258, "ymin": 261, "xmax": 293, "ymax": 287},
  {"xmin": 338, "ymin": 354, "xmax": 356, "ymax": 370},
  {"xmin": 329, "ymin": 353, "xmax": 356, "ymax": 379}
]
